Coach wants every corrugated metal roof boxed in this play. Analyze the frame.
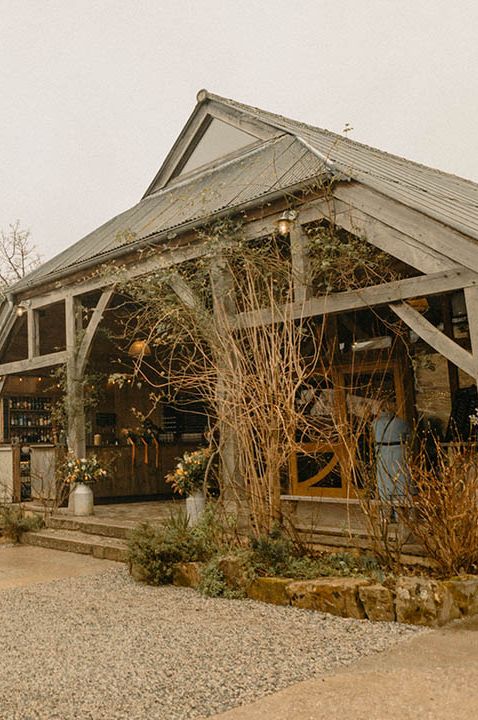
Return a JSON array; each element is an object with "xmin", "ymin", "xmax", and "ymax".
[
  {"xmin": 205, "ymin": 92, "xmax": 478, "ymax": 242},
  {"xmin": 13, "ymin": 135, "xmax": 329, "ymax": 292},
  {"xmin": 13, "ymin": 90, "xmax": 478, "ymax": 292}
]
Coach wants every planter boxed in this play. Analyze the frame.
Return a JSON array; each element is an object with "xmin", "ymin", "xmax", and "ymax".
[
  {"xmin": 185, "ymin": 490, "xmax": 205, "ymax": 526},
  {"xmin": 71, "ymin": 483, "xmax": 94, "ymax": 516}
]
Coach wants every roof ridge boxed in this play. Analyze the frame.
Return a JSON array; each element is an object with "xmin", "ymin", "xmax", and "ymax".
[{"xmin": 200, "ymin": 90, "xmax": 478, "ymax": 189}]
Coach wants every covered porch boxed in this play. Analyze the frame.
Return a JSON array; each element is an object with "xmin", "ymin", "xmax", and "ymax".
[{"xmin": 1, "ymin": 91, "xmax": 478, "ymax": 544}]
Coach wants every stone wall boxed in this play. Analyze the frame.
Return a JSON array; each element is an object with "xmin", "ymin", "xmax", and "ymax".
[{"xmin": 172, "ymin": 562, "xmax": 478, "ymax": 627}]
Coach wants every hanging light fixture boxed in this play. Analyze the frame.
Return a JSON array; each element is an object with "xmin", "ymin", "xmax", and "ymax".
[
  {"xmin": 276, "ymin": 210, "xmax": 298, "ymax": 236},
  {"xmin": 128, "ymin": 339, "xmax": 152, "ymax": 357},
  {"xmin": 407, "ymin": 297, "xmax": 429, "ymax": 313}
]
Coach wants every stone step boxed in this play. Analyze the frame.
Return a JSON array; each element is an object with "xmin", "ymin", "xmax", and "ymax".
[
  {"xmin": 296, "ymin": 525, "xmax": 430, "ymax": 566},
  {"xmin": 46, "ymin": 515, "xmax": 136, "ymax": 540},
  {"xmin": 22, "ymin": 528, "xmax": 129, "ymax": 562}
]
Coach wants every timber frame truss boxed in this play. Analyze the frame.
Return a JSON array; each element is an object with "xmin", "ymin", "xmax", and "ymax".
[{"xmin": 1, "ymin": 180, "xmax": 478, "ymax": 456}]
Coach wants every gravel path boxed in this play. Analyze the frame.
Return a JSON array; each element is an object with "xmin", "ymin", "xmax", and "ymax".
[{"xmin": 0, "ymin": 566, "xmax": 423, "ymax": 720}]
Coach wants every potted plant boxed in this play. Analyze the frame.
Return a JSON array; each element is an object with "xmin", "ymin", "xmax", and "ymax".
[
  {"xmin": 64, "ymin": 455, "xmax": 107, "ymax": 516},
  {"xmin": 165, "ymin": 448, "xmax": 211, "ymax": 525}
]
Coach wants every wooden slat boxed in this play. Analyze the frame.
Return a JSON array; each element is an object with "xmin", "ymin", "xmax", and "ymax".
[
  {"xmin": 236, "ymin": 267, "xmax": 478, "ymax": 329},
  {"xmin": 389, "ymin": 301, "xmax": 478, "ymax": 378},
  {"xmin": 297, "ymin": 195, "xmax": 458, "ymax": 275},
  {"xmin": 333, "ymin": 183, "xmax": 475, "ymax": 272},
  {"xmin": 0, "ymin": 304, "xmax": 18, "ymax": 357},
  {"xmin": 77, "ymin": 288, "xmax": 114, "ymax": 375},
  {"xmin": 0, "ymin": 351, "xmax": 67, "ymax": 375}
]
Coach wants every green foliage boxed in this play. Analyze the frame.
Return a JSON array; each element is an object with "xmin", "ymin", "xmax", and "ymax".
[
  {"xmin": 128, "ymin": 511, "xmax": 385, "ymax": 589},
  {"xmin": 306, "ymin": 221, "xmax": 400, "ymax": 293},
  {"xmin": 127, "ymin": 506, "xmax": 234, "ymax": 585},
  {"xmin": 249, "ymin": 524, "xmax": 298, "ymax": 577},
  {"xmin": 128, "ymin": 521, "xmax": 189, "ymax": 585},
  {"xmin": 249, "ymin": 524, "xmax": 382, "ymax": 579},
  {"xmin": 198, "ymin": 557, "xmax": 246, "ymax": 599},
  {"xmin": 0, "ymin": 506, "xmax": 44, "ymax": 542},
  {"xmin": 192, "ymin": 504, "xmax": 241, "ymax": 556}
]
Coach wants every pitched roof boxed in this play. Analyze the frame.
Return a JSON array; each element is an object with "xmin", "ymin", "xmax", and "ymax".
[
  {"xmin": 11, "ymin": 90, "xmax": 478, "ymax": 293},
  {"xmin": 12, "ymin": 135, "xmax": 329, "ymax": 292},
  {"xmin": 201, "ymin": 92, "xmax": 478, "ymax": 241}
]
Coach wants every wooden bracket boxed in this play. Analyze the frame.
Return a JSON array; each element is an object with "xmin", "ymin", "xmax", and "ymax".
[{"xmin": 389, "ymin": 301, "xmax": 478, "ymax": 378}]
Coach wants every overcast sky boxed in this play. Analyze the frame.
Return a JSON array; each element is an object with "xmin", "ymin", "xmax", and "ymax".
[{"xmin": 1, "ymin": 0, "xmax": 478, "ymax": 260}]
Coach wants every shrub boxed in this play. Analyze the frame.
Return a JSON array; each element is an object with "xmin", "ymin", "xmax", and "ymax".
[
  {"xmin": 198, "ymin": 557, "xmax": 246, "ymax": 599},
  {"xmin": 127, "ymin": 508, "xmax": 226, "ymax": 585},
  {"xmin": 128, "ymin": 523, "xmax": 179, "ymax": 584},
  {"xmin": 402, "ymin": 441, "xmax": 478, "ymax": 576},
  {"xmin": 0, "ymin": 506, "xmax": 44, "ymax": 542},
  {"xmin": 249, "ymin": 524, "xmax": 382, "ymax": 579},
  {"xmin": 128, "ymin": 510, "xmax": 386, "ymax": 589},
  {"xmin": 249, "ymin": 524, "xmax": 299, "ymax": 576}
]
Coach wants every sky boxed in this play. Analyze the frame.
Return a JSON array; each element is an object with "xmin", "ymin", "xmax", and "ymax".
[{"xmin": 1, "ymin": 0, "xmax": 478, "ymax": 261}]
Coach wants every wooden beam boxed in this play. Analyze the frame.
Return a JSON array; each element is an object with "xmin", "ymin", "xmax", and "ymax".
[
  {"xmin": 297, "ymin": 194, "xmax": 458, "ymax": 275},
  {"xmin": 236, "ymin": 267, "xmax": 478, "ymax": 329},
  {"xmin": 25, "ymin": 241, "xmax": 227, "ymax": 310},
  {"xmin": 209, "ymin": 253, "xmax": 242, "ymax": 511},
  {"xmin": 77, "ymin": 288, "xmax": 114, "ymax": 375},
  {"xmin": 0, "ymin": 304, "xmax": 17, "ymax": 357},
  {"xmin": 332, "ymin": 184, "xmax": 475, "ymax": 273},
  {"xmin": 0, "ymin": 351, "xmax": 67, "ymax": 376},
  {"xmin": 27, "ymin": 308, "xmax": 40, "ymax": 360},
  {"xmin": 142, "ymin": 103, "xmax": 210, "ymax": 196},
  {"xmin": 167, "ymin": 273, "xmax": 202, "ymax": 310},
  {"xmin": 65, "ymin": 294, "xmax": 83, "ymax": 352},
  {"xmin": 389, "ymin": 301, "xmax": 478, "ymax": 378},
  {"xmin": 209, "ymin": 101, "xmax": 280, "ymax": 142}
]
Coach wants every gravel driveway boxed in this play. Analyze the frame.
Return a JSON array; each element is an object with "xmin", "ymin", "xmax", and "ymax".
[{"xmin": 0, "ymin": 566, "xmax": 422, "ymax": 720}]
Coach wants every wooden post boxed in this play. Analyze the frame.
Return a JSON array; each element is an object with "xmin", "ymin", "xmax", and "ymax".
[
  {"xmin": 290, "ymin": 223, "xmax": 312, "ymax": 304},
  {"xmin": 209, "ymin": 253, "xmax": 242, "ymax": 515},
  {"xmin": 465, "ymin": 286, "xmax": 478, "ymax": 388},
  {"xmin": 27, "ymin": 308, "xmax": 40, "ymax": 360},
  {"xmin": 441, "ymin": 295, "xmax": 459, "ymax": 399},
  {"xmin": 65, "ymin": 294, "xmax": 86, "ymax": 459},
  {"xmin": 11, "ymin": 443, "xmax": 21, "ymax": 503}
]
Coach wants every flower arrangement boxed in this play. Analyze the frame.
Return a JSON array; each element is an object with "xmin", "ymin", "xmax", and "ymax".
[
  {"xmin": 63, "ymin": 455, "xmax": 107, "ymax": 485},
  {"xmin": 165, "ymin": 447, "xmax": 211, "ymax": 496}
]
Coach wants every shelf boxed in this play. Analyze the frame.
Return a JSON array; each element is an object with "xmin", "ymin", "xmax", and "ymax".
[
  {"xmin": 10, "ymin": 409, "xmax": 51, "ymax": 413},
  {"xmin": 10, "ymin": 425, "xmax": 52, "ymax": 429}
]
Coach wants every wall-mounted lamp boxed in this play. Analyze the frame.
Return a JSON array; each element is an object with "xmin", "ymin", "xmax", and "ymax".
[
  {"xmin": 128, "ymin": 339, "xmax": 152, "ymax": 358},
  {"xmin": 276, "ymin": 210, "xmax": 298, "ymax": 236},
  {"xmin": 15, "ymin": 300, "xmax": 30, "ymax": 317}
]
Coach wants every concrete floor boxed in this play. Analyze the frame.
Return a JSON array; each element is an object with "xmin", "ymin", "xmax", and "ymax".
[
  {"xmin": 1, "ymin": 544, "xmax": 477, "ymax": 719},
  {"xmin": 208, "ymin": 616, "xmax": 478, "ymax": 720},
  {"xmin": 52, "ymin": 499, "xmax": 185, "ymax": 527},
  {"xmin": 0, "ymin": 544, "xmax": 118, "ymax": 589}
]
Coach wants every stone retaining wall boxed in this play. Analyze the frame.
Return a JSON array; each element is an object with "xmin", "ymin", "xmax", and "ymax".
[{"xmin": 171, "ymin": 562, "xmax": 478, "ymax": 626}]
